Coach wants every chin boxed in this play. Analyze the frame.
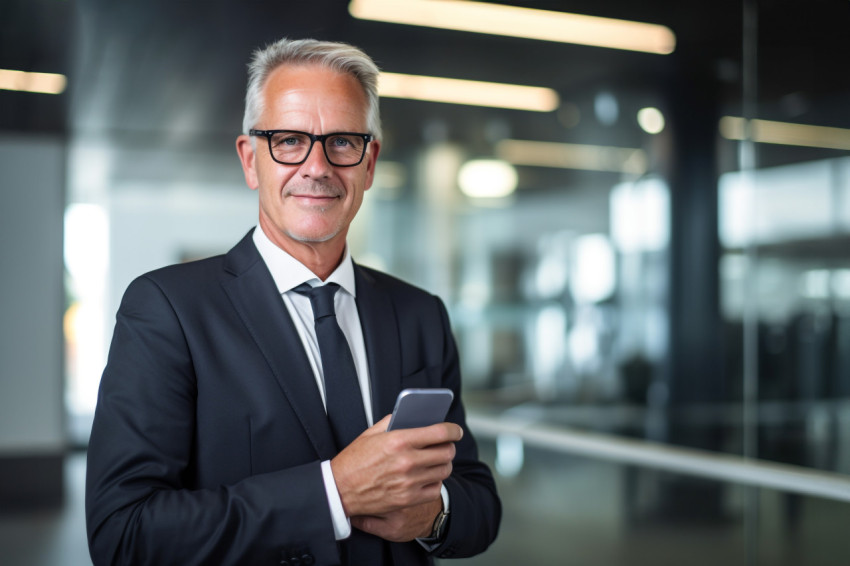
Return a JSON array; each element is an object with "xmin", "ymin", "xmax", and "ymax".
[{"xmin": 286, "ymin": 227, "xmax": 339, "ymax": 244}]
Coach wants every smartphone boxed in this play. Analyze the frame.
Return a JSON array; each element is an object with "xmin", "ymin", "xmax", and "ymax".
[{"xmin": 387, "ymin": 388, "xmax": 454, "ymax": 431}]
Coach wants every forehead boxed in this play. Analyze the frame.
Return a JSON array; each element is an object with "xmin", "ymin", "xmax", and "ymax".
[{"xmin": 260, "ymin": 64, "xmax": 369, "ymax": 130}]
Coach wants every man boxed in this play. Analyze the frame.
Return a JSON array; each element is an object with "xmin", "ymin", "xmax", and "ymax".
[{"xmin": 85, "ymin": 37, "xmax": 501, "ymax": 565}]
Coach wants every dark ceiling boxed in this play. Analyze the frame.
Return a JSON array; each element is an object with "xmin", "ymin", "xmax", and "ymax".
[{"xmin": 2, "ymin": 0, "xmax": 849, "ymax": 180}]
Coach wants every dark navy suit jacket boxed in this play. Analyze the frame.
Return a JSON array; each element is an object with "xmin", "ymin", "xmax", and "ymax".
[{"xmin": 85, "ymin": 230, "xmax": 500, "ymax": 565}]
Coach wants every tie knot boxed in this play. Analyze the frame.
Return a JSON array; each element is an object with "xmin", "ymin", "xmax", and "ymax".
[{"xmin": 294, "ymin": 282, "xmax": 340, "ymax": 320}]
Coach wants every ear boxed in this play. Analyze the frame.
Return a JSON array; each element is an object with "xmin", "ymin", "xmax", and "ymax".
[
  {"xmin": 236, "ymin": 135, "xmax": 260, "ymax": 190},
  {"xmin": 362, "ymin": 139, "xmax": 381, "ymax": 191}
]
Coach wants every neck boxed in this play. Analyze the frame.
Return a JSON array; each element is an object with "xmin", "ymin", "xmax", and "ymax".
[{"xmin": 258, "ymin": 221, "xmax": 346, "ymax": 281}]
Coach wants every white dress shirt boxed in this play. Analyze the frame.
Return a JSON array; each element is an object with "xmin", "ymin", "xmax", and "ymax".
[
  {"xmin": 253, "ymin": 226, "xmax": 370, "ymax": 540},
  {"xmin": 253, "ymin": 226, "xmax": 448, "ymax": 546}
]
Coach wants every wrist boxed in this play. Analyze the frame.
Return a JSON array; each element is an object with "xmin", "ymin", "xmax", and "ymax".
[{"xmin": 420, "ymin": 496, "xmax": 450, "ymax": 542}]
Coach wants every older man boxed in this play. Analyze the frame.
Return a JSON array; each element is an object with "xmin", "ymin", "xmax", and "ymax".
[{"xmin": 86, "ymin": 37, "xmax": 500, "ymax": 565}]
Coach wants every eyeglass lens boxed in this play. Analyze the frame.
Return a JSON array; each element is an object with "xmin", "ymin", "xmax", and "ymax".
[{"xmin": 269, "ymin": 132, "xmax": 366, "ymax": 165}]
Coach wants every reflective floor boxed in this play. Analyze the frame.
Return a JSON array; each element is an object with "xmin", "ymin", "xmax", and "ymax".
[
  {"xmin": 0, "ymin": 452, "xmax": 90, "ymax": 566},
  {"xmin": 447, "ymin": 442, "xmax": 850, "ymax": 566},
  {"xmin": 2, "ymin": 440, "xmax": 850, "ymax": 566}
]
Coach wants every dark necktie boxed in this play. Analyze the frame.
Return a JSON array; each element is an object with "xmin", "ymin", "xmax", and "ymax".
[
  {"xmin": 295, "ymin": 283, "xmax": 387, "ymax": 565},
  {"xmin": 294, "ymin": 283, "xmax": 369, "ymax": 451}
]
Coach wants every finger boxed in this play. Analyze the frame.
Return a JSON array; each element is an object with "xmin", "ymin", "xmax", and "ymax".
[
  {"xmin": 411, "ymin": 461, "xmax": 454, "ymax": 487},
  {"xmin": 351, "ymin": 514, "xmax": 381, "ymax": 532},
  {"xmin": 362, "ymin": 414, "xmax": 393, "ymax": 436},
  {"xmin": 413, "ymin": 441, "xmax": 457, "ymax": 468},
  {"xmin": 393, "ymin": 457, "xmax": 454, "ymax": 491},
  {"xmin": 380, "ymin": 439, "xmax": 456, "ymax": 478},
  {"xmin": 391, "ymin": 422, "xmax": 463, "ymax": 450},
  {"xmin": 353, "ymin": 499, "xmax": 441, "ymax": 542}
]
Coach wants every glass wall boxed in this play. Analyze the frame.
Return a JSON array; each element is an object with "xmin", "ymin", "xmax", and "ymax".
[
  {"xmin": 54, "ymin": 1, "xmax": 850, "ymax": 564},
  {"xmin": 444, "ymin": 438, "xmax": 850, "ymax": 566}
]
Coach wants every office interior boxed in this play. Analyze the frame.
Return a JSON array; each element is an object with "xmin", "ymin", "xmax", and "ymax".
[{"xmin": 2, "ymin": 1, "xmax": 850, "ymax": 564}]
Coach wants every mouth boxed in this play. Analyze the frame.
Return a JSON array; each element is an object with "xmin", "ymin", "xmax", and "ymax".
[
  {"xmin": 286, "ymin": 183, "xmax": 343, "ymax": 205},
  {"xmin": 290, "ymin": 193, "xmax": 340, "ymax": 205}
]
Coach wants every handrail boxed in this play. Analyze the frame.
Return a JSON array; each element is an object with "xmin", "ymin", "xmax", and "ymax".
[{"xmin": 467, "ymin": 413, "xmax": 850, "ymax": 503}]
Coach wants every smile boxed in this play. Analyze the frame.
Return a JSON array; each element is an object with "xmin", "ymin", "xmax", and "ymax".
[{"xmin": 292, "ymin": 193, "xmax": 339, "ymax": 201}]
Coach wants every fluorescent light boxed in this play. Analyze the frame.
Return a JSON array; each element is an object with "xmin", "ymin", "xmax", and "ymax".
[
  {"xmin": 0, "ymin": 68, "xmax": 67, "ymax": 94},
  {"xmin": 350, "ymin": 0, "xmax": 676, "ymax": 55},
  {"xmin": 637, "ymin": 107, "xmax": 665, "ymax": 134},
  {"xmin": 458, "ymin": 159, "xmax": 518, "ymax": 198},
  {"xmin": 496, "ymin": 139, "xmax": 647, "ymax": 174},
  {"xmin": 719, "ymin": 116, "xmax": 850, "ymax": 151},
  {"xmin": 379, "ymin": 72, "xmax": 558, "ymax": 112}
]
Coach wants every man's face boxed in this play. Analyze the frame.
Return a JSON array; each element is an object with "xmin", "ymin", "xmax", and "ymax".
[{"xmin": 237, "ymin": 64, "xmax": 380, "ymax": 251}]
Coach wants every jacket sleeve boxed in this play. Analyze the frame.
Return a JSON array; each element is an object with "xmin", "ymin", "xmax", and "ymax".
[{"xmin": 85, "ymin": 275, "xmax": 339, "ymax": 566}]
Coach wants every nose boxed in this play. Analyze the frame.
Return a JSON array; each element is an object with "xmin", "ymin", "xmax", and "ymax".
[{"xmin": 298, "ymin": 140, "xmax": 333, "ymax": 178}]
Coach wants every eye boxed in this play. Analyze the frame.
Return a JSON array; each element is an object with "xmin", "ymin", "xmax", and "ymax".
[
  {"xmin": 270, "ymin": 132, "xmax": 308, "ymax": 148},
  {"xmin": 328, "ymin": 135, "xmax": 353, "ymax": 148},
  {"xmin": 278, "ymin": 135, "xmax": 302, "ymax": 147}
]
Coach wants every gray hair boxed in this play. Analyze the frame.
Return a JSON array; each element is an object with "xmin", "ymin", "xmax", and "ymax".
[{"xmin": 242, "ymin": 38, "xmax": 382, "ymax": 140}]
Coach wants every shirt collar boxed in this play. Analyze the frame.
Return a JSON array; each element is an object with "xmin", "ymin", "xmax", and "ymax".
[{"xmin": 252, "ymin": 225, "xmax": 356, "ymax": 297}]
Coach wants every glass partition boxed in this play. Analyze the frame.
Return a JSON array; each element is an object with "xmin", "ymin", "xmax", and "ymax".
[
  {"xmin": 57, "ymin": 1, "xmax": 850, "ymax": 564},
  {"xmin": 439, "ymin": 438, "xmax": 850, "ymax": 566}
]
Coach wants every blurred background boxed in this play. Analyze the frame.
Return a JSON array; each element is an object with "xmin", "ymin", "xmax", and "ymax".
[{"xmin": 2, "ymin": 0, "xmax": 850, "ymax": 564}]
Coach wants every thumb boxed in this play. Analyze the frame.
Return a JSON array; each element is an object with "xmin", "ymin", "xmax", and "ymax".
[{"xmin": 362, "ymin": 414, "xmax": 392, "ymax": 436}]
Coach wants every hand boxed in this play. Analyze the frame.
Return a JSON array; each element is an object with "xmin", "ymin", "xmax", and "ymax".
[
  {"xmin": 330, "ymin": 414, "xmax": 461, "ymax": 518},
  {"xmin": 352, "ymin": 497, "xmax": 442, "ymax": 542}
]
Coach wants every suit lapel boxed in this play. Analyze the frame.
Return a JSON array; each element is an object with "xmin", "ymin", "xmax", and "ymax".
[
  {"xmin": 221, "ymin": 232, "xmax": 337, "ymax": 459},
  {"xmin": 354, "ymin": 265, "xmax": 403, "ymax": 421}
]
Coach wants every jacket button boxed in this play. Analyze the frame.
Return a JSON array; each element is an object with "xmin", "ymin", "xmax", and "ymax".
[{"xmin": 301, "ymin": 554, "xmax": 315, "ymax": 565}]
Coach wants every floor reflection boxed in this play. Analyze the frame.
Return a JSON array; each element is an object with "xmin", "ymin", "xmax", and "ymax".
[
  {"xmin": 446, "ymin": 438, "xmax": 850, "ymax": 566},
  {"xmin": 1, "ymin": 442, "xmax": 849, "ymax": 566}
]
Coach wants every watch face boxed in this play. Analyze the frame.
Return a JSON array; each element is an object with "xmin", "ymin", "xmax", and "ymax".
[{"xmin": 431, "ymin": 510, "xmax": 449, "ymax": 539}]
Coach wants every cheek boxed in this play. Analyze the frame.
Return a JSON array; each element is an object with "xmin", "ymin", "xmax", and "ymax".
[
  {"xmin": 257, "ymin": 164, "xmax": 293, "ymax": 194},
  {"xmin": 345, "ymin": 189, "xmax": 365, "ymax": 217}
]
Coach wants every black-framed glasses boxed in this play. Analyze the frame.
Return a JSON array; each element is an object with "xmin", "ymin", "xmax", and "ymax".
[{"xmin": 249, "ymin": 129, "xmax": 374, "ymax": 167}]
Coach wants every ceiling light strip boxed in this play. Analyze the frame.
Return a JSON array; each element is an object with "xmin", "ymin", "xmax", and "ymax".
[
  {"xmin": 496, "ymin": 139, "xmax": 647, "ymax": 174},
  {"xmin": 0, "ymin": 69, "xmax": 67, "ymax": 94},
  {"xmin": 379, "ymin": 72, "xmax": 559, "ymax": 112},
  {"xmin": 350, "ymin": 0, "xmax": 675, "ymax": 55},
  {"xmin": 720, "ymin": 117, "xmax": 850, "ymax": 151}
]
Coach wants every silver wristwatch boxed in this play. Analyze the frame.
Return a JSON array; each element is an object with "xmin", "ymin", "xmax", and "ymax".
[{"xmin": 427, "ymin": 505, "xmax": 449, "ymax": 541}]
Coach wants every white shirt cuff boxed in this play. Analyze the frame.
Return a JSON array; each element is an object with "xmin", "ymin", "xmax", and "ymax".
[{"xmin": 321, "ymin": 459, "xmax": 351, "ymax": 540}]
